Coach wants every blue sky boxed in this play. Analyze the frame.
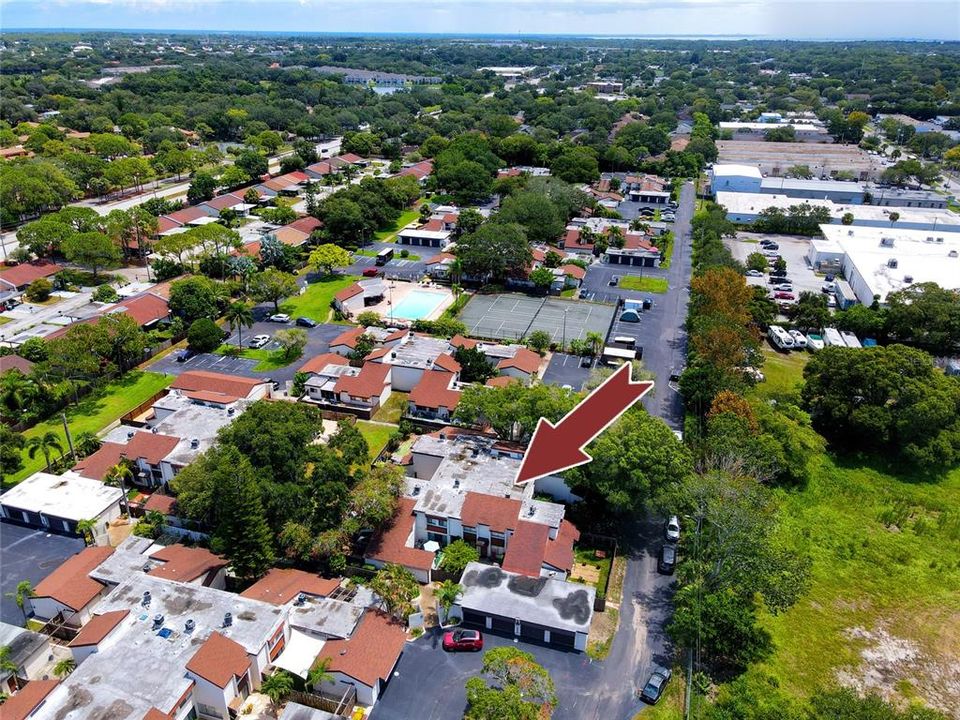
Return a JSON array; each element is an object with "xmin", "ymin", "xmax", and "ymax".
[{"xmin": 2, "ymin": 0, "xmax": 958, "ymax": 40}]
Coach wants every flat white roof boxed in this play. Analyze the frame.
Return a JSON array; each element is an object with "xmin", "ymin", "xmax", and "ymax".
[
  {"xmin": 398, "ymin": 228, "xmax": 451, "ymax": 240},
  {"xmin": 0, "ymin": 471, "xmax": 122, "ymax": 521},
  {"xmin": 711, "ymin": 163, "xmax": 763, "ymax": 179},
  {"xmin": 720, "ymin": 121, "xmax": 827, "ymax": 133}
]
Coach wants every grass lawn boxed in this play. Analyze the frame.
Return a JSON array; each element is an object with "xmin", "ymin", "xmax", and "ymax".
[
  {"xmin": 658, "ymin": 232, "xmax": 675, "ymax": 270},
  {"xmin": 374, "ymin": 207, "xmax": 421, "ymax": 242},
  {"xmin": 372, "ymin": 392, "xmax": 408, "ymax": 424},
  {"xmin": 215, "ymin": 345, "xmax": 298, "ymax": 372},
  {"xmin": 741, "ymin": 345, "xmax": 960, "ymax": 712},
  {"xmin": 0, "ymin": 316, "xmax": 10, "ymax": 325},
  {"xmin": 5, "ymin": 371, "xmax": 174, "ymax": 485},
  {"xmin": 279, "ymin": 274, "xmax": 358, "ymax": 322},
  {"xmin": 619, "ymin": 276, "xmax": 669, "ymax": 293},
  {"xmin": 572, "ymin": 546, "xmax": 613, "ymax": 594},
  {"xmin": 356, "ymin": 421, "xmax": 396, "ymax": 461}
]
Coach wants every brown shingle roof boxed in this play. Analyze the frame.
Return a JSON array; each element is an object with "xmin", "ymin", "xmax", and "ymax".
[
  {"xmin": 72, "ymin": 442, "xmax": 126, "ymax": 480},
  {"xmin": 315, "ymin": 611, "xmax": 406, "ymax": 687},
  {"xmin": 497, "ymin": 348, "xmax": 540, "ymax": 375},
  {"xmin": 143, "ymin": 493, "xmax": 178, "ymax": 515},
  {"xmin": 102, "ymin": 292, "xmax": 170, "ymax": 327},
  {"xmin": 286, "ymin": 216, "xmax": 322, "ymax": 234},
  {"xmin": 485, "ymin": 376, "xmax": 519, "ymax": 388},
  {"xmin": 182, "ymin": 389, "xmax": 241, "ymax": 405},
  {"xmin": 559, "ymin": 264, "xmax": 586, "ymax": 280},
  {"xmin": 432, "ymin": 353, "xmax": 461, "ymax": 373},
  {"xmin": 334, "ymin": 363, "xmax": 390, "ymax": 401},
  {"xmin": 0, "ymin": 356, "xmax": 34, "ymax": 374},
  {"xmin": 147, "ymin": 545, "xmax": 227, "ymax": 583},
  {"xmin": 449, "ymin": 334, "xmax": 478, "ymax": 350},
  {"xmin": 1, "ymin": 679, "xmax": 59, "ymax": 720},
  {"xmin": 186, "ymin": 632, "xmax": 251, "ymax": 688},
  {"xmin": 334, "ymin": 284, "xmax": 364, "ymax": 303},
  {"xmin": 365, "ymin": 498, "xmax": 434, "ymax": 571},
  {"xmin": 171, "ymin": 370, "xmax": 264, "ymax": 399},
  {"xmin": 460, "ymin": 493, "xmax": 521, "ymax": 533},
  {"xmin": 543, "ymin": 520, "xmax": 580, "ymax": 572},
  {"xmin": 69, "ymin": 609, "xmax": 129, "ymax": 647},
  {"xmin": 239, "ymin": 569, "xmax": 340, "ymax": 605},
  {"xmin": 501, "ymin": 521, "xmax": 550, "ymax": 577},
  {"xmin": 409, "ymin": 370, "xmax": 461, "ymax": 411},
  {"xmin": 124, "ymin": 431, "xmax": 180, "ymax": 465},
  {"xmin": 0, "ymin": 261, "xmax": 62, "ymax": 289},
  {"xmin": 299, "ymin": 353, "xmax": 349, "ymax": 374},
  {"xmin": 33, "ymin": 547, "xmax": 112, "ymax": 611}
]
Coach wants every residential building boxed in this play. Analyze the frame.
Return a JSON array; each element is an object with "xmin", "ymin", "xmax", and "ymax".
[
  {"xmin": 620, "ymin": 174, "xmax": 670, "ymax": 204},
  {"xmin": 366, "ymin": 333, "xmax": 460, "ymax": 391},
  {"xmin": 407, "ymin": 370, "xmax": 465, "ymax": 421},
  {"xmin": 0, "ymin": 623, "xmax": 53, "ymax": 691},
  {"xmin": 396, "ymin": 209, "xmax": 456, "ymax": 248},
  {"xmin": 2, "ymin": 680, "xmax": 60, "ymax": 720},
  {"xmin": 0, "ymin": 261, "xmax": 62, "ymax": 303},
  {"xmin": 333, "ymin": 279, "xmax": 387, "ymax": 317},
  {"xmin": 450, "ymin": 335, "xmax": 542, "ymax": 384},
  {"xmin": 303, "ymin": 361, "xmax": 392, "ymax": 412},
  {"xmin": 0, "ymin": 471, "xmax": 122, "ymax": 543},
  {"xmin": 26, "ymin": 546, "xmax": 115, "ymax": 625},
  {"xmin": 366, "ymin": 431, "xmax": 580, "ymax": 582}
]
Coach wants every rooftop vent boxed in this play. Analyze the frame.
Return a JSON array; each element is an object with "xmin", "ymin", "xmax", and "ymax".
[
  {"xmin": 949, "ymin": 250, "xmax": 959, "ymax": 258},
  {"xmin": 438, "ymin": 432, "xmax": 446, "ymax": 440},
  {"xmin": 142, "ymin": 591, "xmax": 151, "ymax": 606},
  {"xmin": 295, "ymin": 593, "xmax": 306, "ymax": 606},
  {"xmin": 926, "ymin": 236, "xmax": 934, "ymax": 242},
  {"xmin": 527, "ymin": 505, "xmax": 536, "ymax": 517},
  {"xmin": 412, "ymin": 485, "xmax": 421, "ymax": 496},
  {"xmin": 453, "ymin": 479, "xmax": 460, "ymax": 488},
  {"xmin": 185, "ymin": 619, "xmax": 195, "ymax": 633},
  {"xmin": 151, "ymin": 427, "xmax": 158, "ymax": 434},
  {"xmin": 227, "ymin": 407, "xmax": 235, "ymax": 416},
  {"xmin": 904, "ymin": 275, "xmax": 914, "ymax": 284},
  {"xmin": 391, "ymin": 351, "xmax": 397, "ymax": 359},
  {"xmin": 127, "ymin": 430, "xmax": 135, "ymax": 439},
  {"xmin": 152, "ymin": 614, "xmax": 164, "ymax": 627},
  {"xmin": 142, "ymin": 563, "xmax": 151, "ymax": 573},
  {"xmin": 880, "ymin": 237, "xmax": 895, "ymax": 247},
  {"xmin": 190, "ymin": 438, "xmax": 199, "ymax": 449},
  {"xmin": 936, "ymin": 237, "xmax": 944, "ymax": 243},
  {"xmin": 222, "ymin": 612, "xmax": 233, "ymax": 628},
  {"xmin": 887, "ymin": 258, "xmax": 898, "ymax": 269}
]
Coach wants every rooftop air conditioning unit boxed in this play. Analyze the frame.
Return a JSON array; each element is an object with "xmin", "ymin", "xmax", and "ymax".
[
  {"xmin": 936, "ymin": 237, "xmax": 944, "ymax": 243},
  {"xmin": 142, "ymin": 591, "xmax": 151, "ymax": 606},
  {"xmin": 185, "ymin": 619, "xmax": 195, "ymax": 633},
  {"xmin": 222, "ymin": 612, "xmax": 232, "ymax": 628},
  {"xmin": 880, "ymin": 237, "xmax": 894, "ymax": 247},
  {"xmin": 127, "ymin": 430, "xmax": 135, "ymax": 439},
  {"xmin": 949, "ymin": 250, "xmax": 959, "ymax": 258},
  {"xmin": 152, "ymin": 614, "xmax": 164, "ymax": 627},
  {"xmin": 227, "ymin": 407, "xmax": 235, "ymax": 416},
  {"xmin": 887, "ymin": 258, "xmax": 898, "ymax": 269},
  {"xmin": 295, "ymin": 593, "xmax": 306, "ymax": 606},
  {"xmin": 190, "ymin": 438, "xmax": 199, "ymax": 449}
]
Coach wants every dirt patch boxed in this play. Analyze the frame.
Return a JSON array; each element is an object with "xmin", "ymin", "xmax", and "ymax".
[
  {"xmin": 570, "ymin": 562, "xmax": 600, "ymax": 584},
  {"xmin": 836, "ymin": 625, "xmax": 960, "ymax": 718}
]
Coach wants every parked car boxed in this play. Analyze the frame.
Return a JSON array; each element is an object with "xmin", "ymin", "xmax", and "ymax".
[
  {"xmin": 773, "ymin": 283, "xmax": 793, "ymax": 292},
  {"xmin": 295, "ymin": 317, "xmax": 317, "ymax": 328},
  {"xmin": 443, "ymin": 629, "xmax": 484, "ymax": 652},
  {"xmin": 806, "ymin": 333, "xmax": 825, "ymax": 351},
  {"xmin": 609, "ymin": 276, "xmax": 620, "ymax": 286},
  {"xmin": 746, "ymin": 269, "xmax": 763, "ymax": 277},
  {"xmin": 761, "ymin": 241, "xmax": 779, "ymax": 250},
  {"xmin": 821, "ymin": 282, "xmax": 835, "ymax": 293},
  {"xmin": 774, "ymin": 291, "xmax": 796, "ymax": 301},
  {"xmin": 657, "ymin": 544, "xmax": 677, "ymax": 574},
  {"xmin": 826, "ymin": 296, "xmax": 838, "ymax": 308},
  {"xmin": 580, "ymin": 356, "xmax": 593, "ymax": 368},
  {"xmin": 768, "ymin": 275, "xmax": 790, "ymax": 284},
  {"xmin": 770, "ymin": 269, "xmax": 788, "ymax": 278},
  {"xmin": 250, "ymin": 334, "xmax": 271, "ymax": 349},
  {"xmin": 824, "ymin": 273, "xmax": 835, "ymax": 282},
  {"xmin": 640, "ymin": 665, "xmax": 673, "ymax": 704},
  {"xmin": 578, "ymin": 289, "xmax": 590, "ymax": 299},
  {"xmin": 176, "ymin": 348, "xmax": 196, "ymax": 363},
  {"xmin": 665, "ymin": 516, "xmax": 680, "ymax": 542},
  {"xmin": 762, "ymin": 249, "xmax": 780, "ymax": 257},
  {"xmin": 789, "ymin": 330, "xmax": 808, "ymax": 348},
  {"xmin": 268, "ymin": 313, "xmax": 290, "ymax": 323},
  {"xmin": 362, "ymin": 268, "xmax": 382, "ymax": 277}
]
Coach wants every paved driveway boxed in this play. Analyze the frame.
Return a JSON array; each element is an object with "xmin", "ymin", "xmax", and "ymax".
[
  {"xmin": 0, "ymin": 522, "xmax": 85, "ymax": 626},
  {"xmin": 542, "ymin": 352, "xmax": 595, "ymax": 390}
]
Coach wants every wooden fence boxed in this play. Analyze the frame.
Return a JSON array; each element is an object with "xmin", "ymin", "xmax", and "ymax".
[{"xmin": 288, "ymin": 687, "xmax": 355, "ymax": 717}]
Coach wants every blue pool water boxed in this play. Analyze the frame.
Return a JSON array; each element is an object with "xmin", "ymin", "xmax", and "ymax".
[{"xmin": 391, "ymin": 290, "xmax": 447, "ymax": 320}]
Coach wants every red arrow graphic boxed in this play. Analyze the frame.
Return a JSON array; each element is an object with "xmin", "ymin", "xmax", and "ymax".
[{"xmin": 516, "ymin": 363, "xmax": 653, "ymax": 484}]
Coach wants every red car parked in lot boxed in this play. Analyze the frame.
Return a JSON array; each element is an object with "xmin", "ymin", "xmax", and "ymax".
[
  {"xmin": 773, "ymin": 291, "xmax": 796, "ymax": 301},
  {"xmin": 442, "ymin": 629, "xmax": 483, "ymax": 652},
  {"xmin": 362, "ymin": 268, "xmax": 382, "ymax": 277}
]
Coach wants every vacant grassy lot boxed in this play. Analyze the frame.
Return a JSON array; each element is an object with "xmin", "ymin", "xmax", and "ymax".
[
  {"xmin": 619, "ymin": 276, "xmax": 668, "ymax": 293},
  {"xmin": 279, "ymin": 274, "xmax": 358, "ymax": 322},
  {"xmin": 374, "ymin": 207, "xmax": 421, "ymax": 242},
  {"xmin": 356, "ymin": 421, "xmax": 395, "ymax": 461},
  {"xmin": 745, "ymin": 346, "xmax": 960, "ymax": 715},
  {"xmin": 6, "ymin": 371, "xmax": 173, "ymax": 484}
]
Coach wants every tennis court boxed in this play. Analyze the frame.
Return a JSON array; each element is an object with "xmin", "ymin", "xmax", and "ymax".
[{"xmin": 459, "ymin": 293, "xmax": 616, "ymax": 344}]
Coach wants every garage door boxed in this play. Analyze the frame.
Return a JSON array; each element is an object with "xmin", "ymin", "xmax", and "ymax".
[
  {"xmin": 462, "ymin": 610, "xmax": 487, "ymax": 629},
  {"xmin": 491, "ymin": 616, "xmax": 515, "ymax": 635},
  {"xmin": 550, "ymin": 629, "xmax": 576, "ymax": 649},
  {"xmin": 520, "ymin": 621, "xmax": 545, "ymax": 642}
]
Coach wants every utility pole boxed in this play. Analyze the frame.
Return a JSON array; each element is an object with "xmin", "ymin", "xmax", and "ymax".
[{"xmin": 61, "ymin": 412, "xmax": 75, "ymax": 459}]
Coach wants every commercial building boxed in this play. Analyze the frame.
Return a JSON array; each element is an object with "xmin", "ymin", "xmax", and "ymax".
[
  {"xmin": 716, "ymin": 192, "xmax": 960, "ymax": 232},
  {"xmin": 809, "ymin": 225, "xmax": 960, "ymax": 305},
  {"xmin": 719, "ymin": 120, "xmax": 831, "ymax": 141},
  {"xmin": 716, "ymin": 140, "xmax": 885, "ymax": 181}
]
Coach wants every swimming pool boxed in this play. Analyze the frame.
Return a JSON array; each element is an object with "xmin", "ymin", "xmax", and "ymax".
[{"xmin": 391, "ymin": 290, "xmax": 447, "ymax": 320}]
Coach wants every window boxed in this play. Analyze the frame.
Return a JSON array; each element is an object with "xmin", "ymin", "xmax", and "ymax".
[
  {"xmin": 426, "ymin": 515, "xmax": 448, "ymax": 532},
  {"xmin": 463, "ymin": 527, "xmax": 477, "ymax": 544},
  {"xmin": 490, "ymin": 531, "xmax": 505, "ymax": 548}
]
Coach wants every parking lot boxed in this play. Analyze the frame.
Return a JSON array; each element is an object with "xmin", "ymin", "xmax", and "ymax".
[
  {"xmin": 542, "ymin": 352, "xmax": 595, "ymax": 390},
  {"xmin": 581, "ymin": 261, "xmax": 671, "ymax": 305},
  {"xmin": 148, "ymin": 321, "xmax": 345, "ymax": 383},
  {"xmin": 458, "ymin": 293, "xmax": 616, "ymax": 344},
  {"xmin": 0, "ymin": 522, "xmax": 85, "ymax": 625},
  {"xmin": 344, "ymin": 241, "xmax": 442, "ymax": 282},
  {"xmin": 727, "ymin": 232, "xmax": 824, "ymax": 299}
]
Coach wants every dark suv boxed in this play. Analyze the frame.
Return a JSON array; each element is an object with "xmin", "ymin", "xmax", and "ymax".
[{"xmin": 657, "ymin": 544, "xmax": 677, "ymax": 574}]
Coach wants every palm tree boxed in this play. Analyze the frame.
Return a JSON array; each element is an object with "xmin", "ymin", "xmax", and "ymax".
[
  {"xmin": 74, "ymin": 431, "xmax": 101, "ymax": 458},
  {"xmin": 0, "ymin": 370, "xmax": 37, "ymax": 413},
  {"xmin": 260, "ymin": 670, "xmax": 294, "ymax": 716},
  {"xmin": 106, "ymin": 462, "xmax": 134, "ymax": 516},
  {"xmin": 449, "ymin": 258, "xmax": 463, "ymax": 285},
  {"xmin": 585, "ymin": 331, "xmax": 604, "ymax": 358},
  {"xmin": 0, "ymin": 645, "xmax": 22, "ymax": 690},
  {"xmin": 5, "ymin": 581, "xmax": 34, "ymax": 623},
  {"xmin": 26, "ymin": 431, "xmax": 63, "ymax": 472},
  {"xmin": 76, "ymin": 519, "xmax": 96, "ymax": 546},
  {"xmin": 451, "ymin": 283, "xmax": 462, "ymax": 302},
  {"xmin": 307, "ymin": 656, "xmax": 334, "ymax": 691},
  {"xmin": 225, "ymin": 301, "xmax": 254, "ymax": 349},
  {"xmin": 435, "ymin": 580, "xmax": 463, "ymax": 625},
  {"xmin": 53, "ymin": 657, "xmax": 76, "ymax": 678}
]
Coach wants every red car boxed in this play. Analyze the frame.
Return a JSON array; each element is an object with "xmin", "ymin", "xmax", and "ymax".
[
  {"xmin": 362, "ymin": 268, "xmax": 382, "ymax": 277},
  {"xmin": 774, "ymin": 291, "xmax": 795, "ymax": 300},
  {"xmin": 442, "ymin": 628, "xmax": 483, "ymax": 652}
]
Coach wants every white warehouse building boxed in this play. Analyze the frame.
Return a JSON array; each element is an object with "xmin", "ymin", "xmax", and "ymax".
[{"xmin": 809, "ymin": 225, "xmax": 960, "ymax": 306}]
